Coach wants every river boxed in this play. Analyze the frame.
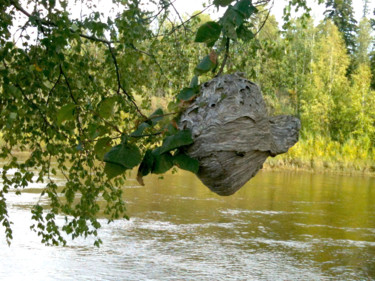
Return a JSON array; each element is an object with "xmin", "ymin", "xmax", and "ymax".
[{"xmin": 0, "ymin": 169, "xmax": 375, "ymax": 280}]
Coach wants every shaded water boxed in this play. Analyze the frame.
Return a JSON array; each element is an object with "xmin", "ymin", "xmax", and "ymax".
[{"xmin": 1, "ymin": 170, "xmax": 375, "ymax": 280}]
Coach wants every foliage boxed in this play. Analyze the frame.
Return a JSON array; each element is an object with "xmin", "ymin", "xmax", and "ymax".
[
  {"xmin": 0, "ymin": 0, "xmax": 374, "ymax": 247},
  {"xmin": 324, "ymin": 0, "xmax": 358, "ymax": 54},
  {"xmin": 0, "ymin": 0, "xmax": 266, "ymax": 246}
]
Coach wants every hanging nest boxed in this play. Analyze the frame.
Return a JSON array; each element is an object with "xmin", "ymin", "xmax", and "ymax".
[{"xmin": 179, "ymin": 73, "xmax": 300, "ymax": 196}]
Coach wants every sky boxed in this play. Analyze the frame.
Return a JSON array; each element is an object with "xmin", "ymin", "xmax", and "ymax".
[
  {"xmin": 170, "ymin": 0, "xmax": 375, "ymax": 26},
  {"xmin": 10, "ymin": 0, "xmax": 375, "ymax": 46}
]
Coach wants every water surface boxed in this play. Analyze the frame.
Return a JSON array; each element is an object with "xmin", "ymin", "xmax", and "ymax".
[{"xmin": 1, "ymin": 170, "xmax": 375, "ymax": 280}]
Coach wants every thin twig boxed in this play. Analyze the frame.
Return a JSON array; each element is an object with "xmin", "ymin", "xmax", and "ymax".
[
  {"xmin": 216, "ymin": 38, "xmax": 230, "ymax": 77},
  {"xmin": 130, "ymin": 132, "xmax": 163, "ymax": 138},
  {"xmin": 59, "ymin": 65, "xmax": 77, "ymax": 104},
  {"xmin": 106, "ymin": 43, "xmax": 146, "ymax": 119},
  {"xmin": 147, "ymin": 112, "xmax": 178, "ymax": 120},
  {"xmin": 160, "ymin": 4, "xmax": 213, "ymax": 37},
  {"xmin": 254, "ymin": 0, "xmax": 274, "ymax": 37},
  {"xmin": 145, "ymin": 1, "xmax": 172, "ymax": 23},
  {"xmin": 59, "ymin": 65, "xmax": 84, "ymax": 137},
  {"xmin": 169, "ymin": 1, "xmax": 188, "ymax": 34},
  {"xmin": 14, "ymin": 83, "xmax": 53, "ymax": 129},
  {"xmin": 46, "ymin": 69, "xmax": 62, "ymax": 105}
]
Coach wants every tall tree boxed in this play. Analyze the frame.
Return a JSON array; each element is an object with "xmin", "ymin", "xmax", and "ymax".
[
  {"xmin": 324, "ymin": 0, "xmax": 358, "ymax": 54},
  {"xmin": 281, "ymin": 18, "xmax": 315, "ymax": 117},
  {"xmin": 355, "ymin": 18, "xmax": 372, "ymax": 66},
  {"xmin": 349, "ymin": 64, "xmax": 375, "ymax": 141},
  {"xmin": 301, "ymin": 20, "xmax": 350, "ymax": 139},
  {"xmin": 362, "ymin": 0, "xmax": 371, "ymax": 18}
]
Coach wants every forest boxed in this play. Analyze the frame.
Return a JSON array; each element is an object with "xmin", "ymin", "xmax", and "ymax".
[
  {"xmin": 0, "ymin": 0, "xmax": 374, "ymax": 246},
  {"xmin": 244, "ymin": 2, "xmax": 375, "ymax": 173}
]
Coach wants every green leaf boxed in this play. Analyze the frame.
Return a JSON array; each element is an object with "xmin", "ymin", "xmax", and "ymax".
[
  {"xmin": 234, "ymin": 0, "xmax": 257, "ymax": 18},
  {"xmin": 195, "ymin": 21, "xmax": 222, "ymax": 47},
  {"xmin": 131, "ymin": 122, "xmax": 150, "ymax": 137},
  {"xmin": 104, "ymin": 143, "xmax": 141, "ymax": 169},
  {"xmin": 94, "ymin": 137, "xmax": 112, "ymax": 160},
  {"xmin": 177, "ymin": 88, "xmax": 196, "ymax": 101},
  {"xmin": 98, "ymin": 97, "xmax": 117, "ymax": 119},
  {"xmin": 173, "ymin": 153, "xmax": 199, "ymax": 174},
  {"xmin": 152, "ymin": 149, "xmax": 173, "ymax": 174},
  {"xmin": 88, "ymin": 124, "xmax": 100, "ymax": 139},
  {"xmin": 213, "ymin": 0, "xmax": 234, "ymax": 7},
  {"xmin": 71, "ymin": 23, "xmax": 79, "ymax": 32},
  {"xmin": 149, "ymin": 108, "xmax": 164, "ymax": 125},
  {"xmin": 166, "ymin": 122, "xmax": 178, "ymax": 136},
  {"xmin": 189, "ymin": 76, "xmax": 199, "ymax": 88},
  {"xmin": 194, "ymin": 55, "xmax": 217, "ymax": 76},
  {"xmin": 104, "ymin": 163, "xmax": 126, "ymax": 180},
  {"xmin": 236, "ymin": 24, "xmax": 255, "ymax": 41},
  {"xmin": 220, "ymin": 6, "xmax": 245, "ymax": 39},
  {"xmin": 137, "ymin": 150, "xmax": 155, "ymax": 177},
  {"xmin": 57, "ymin": 103, "xmax": 76, "ymax": 125},
  {"xmin": 159, "ymin": 129, "xmax": 194, "ymax": 154}
]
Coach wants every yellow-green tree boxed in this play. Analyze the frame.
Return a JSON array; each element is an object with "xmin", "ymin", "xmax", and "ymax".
[
  {"xmin": 349, "ymin": 64, "xmax": 375, "ymax": 142},
  {"xmin": 301, "ymin": 20, "xmax": 350, "ymax": 140}
]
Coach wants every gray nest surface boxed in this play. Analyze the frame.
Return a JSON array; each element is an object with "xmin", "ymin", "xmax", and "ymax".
[{"xmin": 179, "ymin": 73, "xmax": 301, "ymax": 196}]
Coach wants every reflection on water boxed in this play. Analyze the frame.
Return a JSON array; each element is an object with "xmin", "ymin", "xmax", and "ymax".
[{"xmin": 1, "ymin": 169, "xmax": 375, "ymax": 280}]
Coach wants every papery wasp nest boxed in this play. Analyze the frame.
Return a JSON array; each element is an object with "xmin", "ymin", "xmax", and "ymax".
[{"xmin": 179, "ymin": 73, "xmax": 300, "ymax": 196}]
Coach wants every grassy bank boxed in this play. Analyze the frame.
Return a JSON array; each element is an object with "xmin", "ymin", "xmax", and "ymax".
[{"xmin": 265, "ymin": 136, "xmax": 375, "ymax": 176}]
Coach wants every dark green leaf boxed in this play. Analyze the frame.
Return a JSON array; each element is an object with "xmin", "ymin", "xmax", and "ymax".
[
  {"xmin": 189, "ymin": 76, "xmax": 199, "ymax": 88},
  {"xmin": 94, "ymin": 137, "xmax": 112, "ymax": 160},
  {"xmin": 76, "ymin": 143, "xmax": 84, "ymax": 151},
  {"xmin": 159, "ymin": 129, "xmax": 194, "ymax": 154},
  {"xmin": 104, "ymin": 163, "xmax": 126, "ymax": 180},
  {"xmin": 173, "ymin": 153, "xmax": 199, "ymax": 174},
  {"xmin": 234, "ymin": 0, "xmax": 257, "ymax": 18},
  {"xmin": 131, "ymin": 122, "xmax": 150, "ymax": 137},
  {"xmin": 177, "ymin": 88, "xmax": 196, "ymax": 101},
  {"xmin": 166, "ymin": 122, "xmax": 178, "ymax": 136},
  {"xmin": 98, "ymin": 97, "xmax": 117, "ymax": 118},
  {"xmin": 194, "ymin": 55, "xmax": 217, "ymax": 76},
  {"xmin": 104, "ymin": 143, "xmax": 141, "ymax": 169},
  {"xmin": 57, "ymin": 103, "xmax": 76, "ymax": 125},
  {"xmin": 236, "ymin": 24, "xmax": 255, "ymax": 41},
  {"xmin": 137, "ymin": 150, "xmax": 155, "ymax": 177},
  {"xmin": 149, "ymin": 108, "xmax": 164, "ymax": 125},
  {"xmin": 88, "ymin": 124, "xmax": 100, "ymax": 139},
  {"xmin": 213, "ymin": 0, "xmax": 234, "ymax": 7},
  {"xmin": 195, "ymin": 21, "xmax": 222, "ymax": 47},
  {"xmin": 152, "ymin": 149, "xmax": 173, "ymax": 174}
]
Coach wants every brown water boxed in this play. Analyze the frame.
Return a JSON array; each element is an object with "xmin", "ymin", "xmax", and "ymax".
[{"xmin": 1, "ymin": 169, "xmax": 375, "ymax": 280}]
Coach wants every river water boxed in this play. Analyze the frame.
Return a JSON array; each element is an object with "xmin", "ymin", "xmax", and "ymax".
[{"xmin": 0, "ymin": 169, "xmax": 375, "ymax": 280}]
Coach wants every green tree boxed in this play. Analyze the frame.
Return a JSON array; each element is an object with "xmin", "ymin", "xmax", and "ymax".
[
  {"xmin": 0, "ymin": 0, "xmax": 264, "ymax": 246},
  {"xmin": 355, "ymin": 18, "xmax": 373, "ymax": 66},
  {"xmin": 349, "ymin": 64, "xmax": 375, "ymax": 142},
  {"xmin": 324, "ymin": 0, "xmax": 358, "ymax": 54},
  {"xmin": 281, "ymin": 18, "xmax": 315, "ymax": 117},
  {"xmin": 300, "ymin": 20, "xmax": 350, "ymax": 139},
  {"xmin": 362, "ymin": 0, "xmax": 371, "ymax": 18}
]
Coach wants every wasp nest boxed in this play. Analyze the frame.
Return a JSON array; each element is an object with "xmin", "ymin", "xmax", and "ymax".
[{"xmin": 179, "ymin": 73, "xmax": 300, "ymax": 196}]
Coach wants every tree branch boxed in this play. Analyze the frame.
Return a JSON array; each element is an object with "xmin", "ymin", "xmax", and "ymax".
[
  {"xmin": 106, "ymin": 43, "xmax": 146, "ymax": 119},
  {"xmin": 216, "ymin": 38, "xmax": 230, "ymax": 77},
  {"xmin": 162, "ymin": 4, "xmax": 213, "ymax": 37},
  {"xmin": 254, "ymin": 0, "xmax": 274, "ymax": 37}
]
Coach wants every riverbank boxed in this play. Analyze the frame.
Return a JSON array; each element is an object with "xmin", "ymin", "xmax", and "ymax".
[{"xmin": 265, "ymin": 136, "xmax": 375, "ymax": 177}]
